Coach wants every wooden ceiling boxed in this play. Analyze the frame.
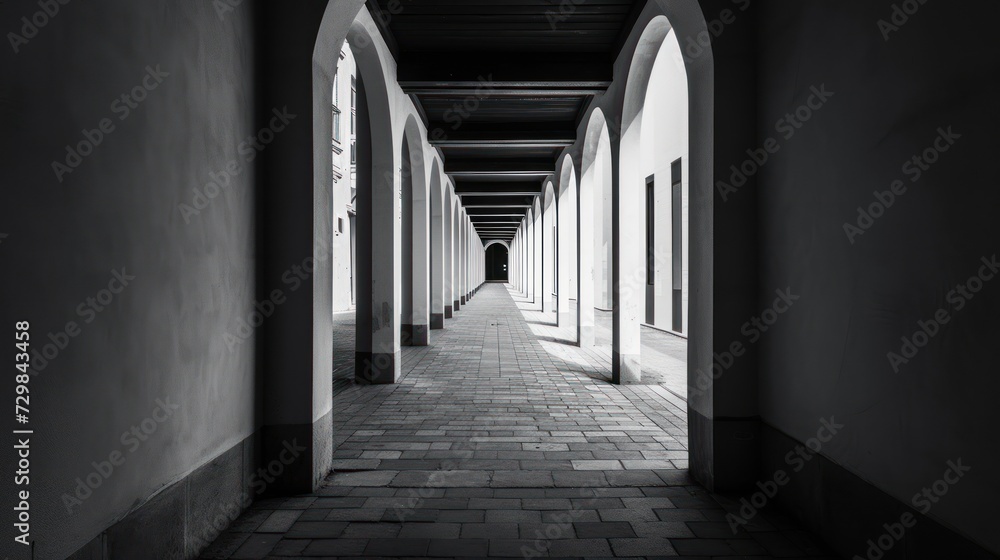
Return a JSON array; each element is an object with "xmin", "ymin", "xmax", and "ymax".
[{"xmin": 368, "ymin": 0, "xmax": 645, "ymax": 241}]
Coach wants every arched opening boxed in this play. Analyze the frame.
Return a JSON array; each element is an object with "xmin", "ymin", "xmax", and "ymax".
[
  {"xmin": 400, "ymin": 116, "xmax": 430, "ymax": 346},
  {"xmin": 444, "ymin": 186, "xmax": 455, "ymax": 319},
  {"xmin": 580, "ymin": 108, "xmax": 614, "ymax": 357},
  {"xmin": 618, "ymin": 15, "xmax": 689, "ymax": 392},
  {"xmin": 557, "ymin": 156, "xmax": 578, "ymax": 334},
  {"xmin": 452, "ymin": 199, "xmax": 462, "ymax": 313},
  {"xmin": 400, "ymin": 134, "xmax": 414, "ymax": 344},
  {"xmin": 429, "ymin": 162, "xmax": 445, "ymax": 329},
  {"xmin": 542, "ymin": 180, "xmax": 557, "ymax": 319},
  {"xmin": 347, "ymin": 13, "xmax": 399, "ymax": 385},
  {"xmin": 530, "ymin": 201, "xmax": 541, "ymax": 306},
  {"xmin": 485, "ymin": 242, "xmax": 509, "ymax": 282}
]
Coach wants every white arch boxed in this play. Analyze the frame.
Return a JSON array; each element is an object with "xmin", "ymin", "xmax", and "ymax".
[
  {"xmin": 617, "ymin": 15, "xmax": 689, "ymax": 383},
  {"xmin": 580, "ymin": 108, "xmax": 613, "ymax": 349},
  {"xmin": 484, "ymin": 239, "xmax": 511, "ymax": 251},
  {"xmin": 542, "ymin": 180, "xmax": 557, "ymax": 314},
  {"xmin": 557, "ymin": 155, "xmax": 578, "ymax": 332},
  {"xmin": 346, "ymin": 11, "xmax": 400, "ymax": 385},
  {"xmin": 430, "ymin": 159, "xmax": 445, "ymax": 329},
  {"xmin": 401, "ymin": 114, "xmax": 430, "ymax": 345}
]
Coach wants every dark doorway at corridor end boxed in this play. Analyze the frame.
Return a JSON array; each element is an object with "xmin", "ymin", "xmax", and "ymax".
[{"xmin": 485, "ymin": 243, "xmax": 509, "ymax": 282}]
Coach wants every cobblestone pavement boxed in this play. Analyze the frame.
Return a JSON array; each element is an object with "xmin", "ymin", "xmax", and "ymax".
[{"xmin": 202, "ymin": 284, "xmax": 836, "ymax": 559}]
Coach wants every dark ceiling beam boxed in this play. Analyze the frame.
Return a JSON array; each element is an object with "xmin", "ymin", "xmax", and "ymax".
[
  {"xmin": 465, "ymin": 208, "xmax": 528, "ymax": 216},
  {"xmin": 461, "ymin": 195, "xmax": 535, "ymax": 208},
  {"xmin": 455, "ymin": 181, "xmax": 542, "ymax": 196},
  {"xmin": 405, "ymin": 87, "xmax": 604, "ymax": 96},
  {"xmin": 398, "ymin": 52, "xmax": 613, "ymax": 93},
  {"xmin": 429, "ymin": 123, "xmax": 576, "ymax": 149},
  {"xmin": 471, "ymin": 217, "xmax": 524, "ymax": 223},
  {"xmin": 446, "ymin": 158, "xmax": 554, "ymax": 176}
]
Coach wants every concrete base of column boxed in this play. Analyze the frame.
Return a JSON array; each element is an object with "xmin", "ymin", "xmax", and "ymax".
[
  {"xmin": 612, "ymin": 353, "xmax": 641, "ymax": 384},
  {"xmin": 403, "ymin": 324, "xmax": 429, "ymax": 346},
  {"xmin": 461, "ymin": 295, "xmax": 466, "ymax": 305},
  {"xmin": 355, "ymin": 351, "xmax": 399, "ymax": 385},
  {"xmin": 579, "ymin": 325, "xmax": 595, "ymax": 348},
  {"xmin": 454, "ymin": 299, "xmax": 461, "ymax": 312},
  {"xmin": 444, "ymin": 305, "xmax": 453, "ymax": 319},
  {"xmin": 558, "ymin": 310, "xmax": 573, "ymax": 328},
  {"xmin": 260, "ymin": 408, "xmax": 332, "ymax": 496},
  {"xmin": 431, "ymin": 313, "xmax": 445, "ymax": 329}
]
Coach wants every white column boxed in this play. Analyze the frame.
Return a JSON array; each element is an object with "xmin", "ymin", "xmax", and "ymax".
[
  {"xmin": 410, "ymin": 152, "xmax": 431, "ymax": 346},
  {"xmin": 430, "ymin": 176, "xmax": 445, "ymax": 330},
  {"xmin": 444, "ymin": 192, "xmax": 455, "ymax": 319}
]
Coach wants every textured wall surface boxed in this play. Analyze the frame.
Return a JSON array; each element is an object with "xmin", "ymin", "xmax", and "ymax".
[
  {"xmin": 0, "ymin": 1, "xmax": 259, "ymax": 557},
  {"xmin": 755, "ymin": 1, "xmax": 1000, "ymax": 553}
]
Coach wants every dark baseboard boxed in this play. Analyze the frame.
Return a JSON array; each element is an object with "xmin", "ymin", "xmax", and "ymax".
[
  {"xmin": 430, "ymin": 313, "xmax": 444, "ymax": 330},
  {"xmin": 402, "ymin": 324, "xmax": 429, "ymax": 346},
  {"xmin": 69, "ymin": 433, "xmax": 258, "ymax": 560},
  {"xmin": 758, "ymin": 422, "xmax": 995, "ymax": 559},
  {"xmin": 354, "ymin": 351, "xmax": 398, "ymax": 385}
]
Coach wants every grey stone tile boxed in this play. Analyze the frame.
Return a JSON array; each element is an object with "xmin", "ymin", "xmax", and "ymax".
[
  {"xmin": 302, "ymin": 538, "xmax": 369, "ymax": 556},
  {"xmin": 397, "ymin": 522, "xmax": 461, "ymax": 539},
  {"xmin": 363, "ymin": 538, "xmax": 430, "ymax": 556},
  {"xmin": 573, "ymin": 521, "xmax": 636, "ymax": 539},
  {"xmin": 608, "ymin": 537, "xmax": 678, "ymax": 556},
  {"xmin": 546, "ymin": 538, "xmax": 614, "ymax": 557},
  {"xmin": 283, "ymin": 521, "xmax": 348, "ymax": 539},
  {"xmin": 461, "ymin": 522, "xmax": 519, "ymax": 539}
]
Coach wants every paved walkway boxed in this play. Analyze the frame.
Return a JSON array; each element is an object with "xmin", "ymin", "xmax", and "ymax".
[{"xmin": 201, "ymin": 284, "xmax": 836, "ymax": 559}]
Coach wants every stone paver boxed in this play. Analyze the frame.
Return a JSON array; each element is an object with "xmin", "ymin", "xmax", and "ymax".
[{"xmin": 201, "ymin": 284, "xmax": 836, "ymax": 559}]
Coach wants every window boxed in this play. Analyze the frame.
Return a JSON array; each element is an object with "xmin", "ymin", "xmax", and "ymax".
[
  {"xmin": 350, "ymin": 75, "xmax": 357, "ymax": 135},
  {"xmin": 337, "ymin": 217, "xmax": 344, "ymax": 234},
  {"xmin": 332, "ymin": 71, "xmax": 342, "ymax": 144},
  {"xmin": 333, "ymin": 108, "xmax": 342, "ymax": 143},
  {"xmin": 646, "ymin": 176, "xmax": 655, "ymax": 286},
  {"xmin": 350, "ymin": 141, "xmax": 356, "ymax": 164},
  {"xmin": 671, "ymin": 158, "xmax": 683, "ymax": 332}
]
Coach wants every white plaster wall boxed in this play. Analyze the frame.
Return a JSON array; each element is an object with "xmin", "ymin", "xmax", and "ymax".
[{"xmin": 642, "ymin": 29, "xmax": 689, "ymax": 333}]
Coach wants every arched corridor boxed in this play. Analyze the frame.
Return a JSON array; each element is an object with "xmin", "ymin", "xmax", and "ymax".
[
  {"xmin": 6, "ymin": 1, "xmax": 998, "ymax": 559},
  {"xmin": 206, "ymin": 284, "xmax": 815, "ymax": 560},
  {"xmin": 485, "ymin": 242, "xmax": 509, "ymax": 282}
]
